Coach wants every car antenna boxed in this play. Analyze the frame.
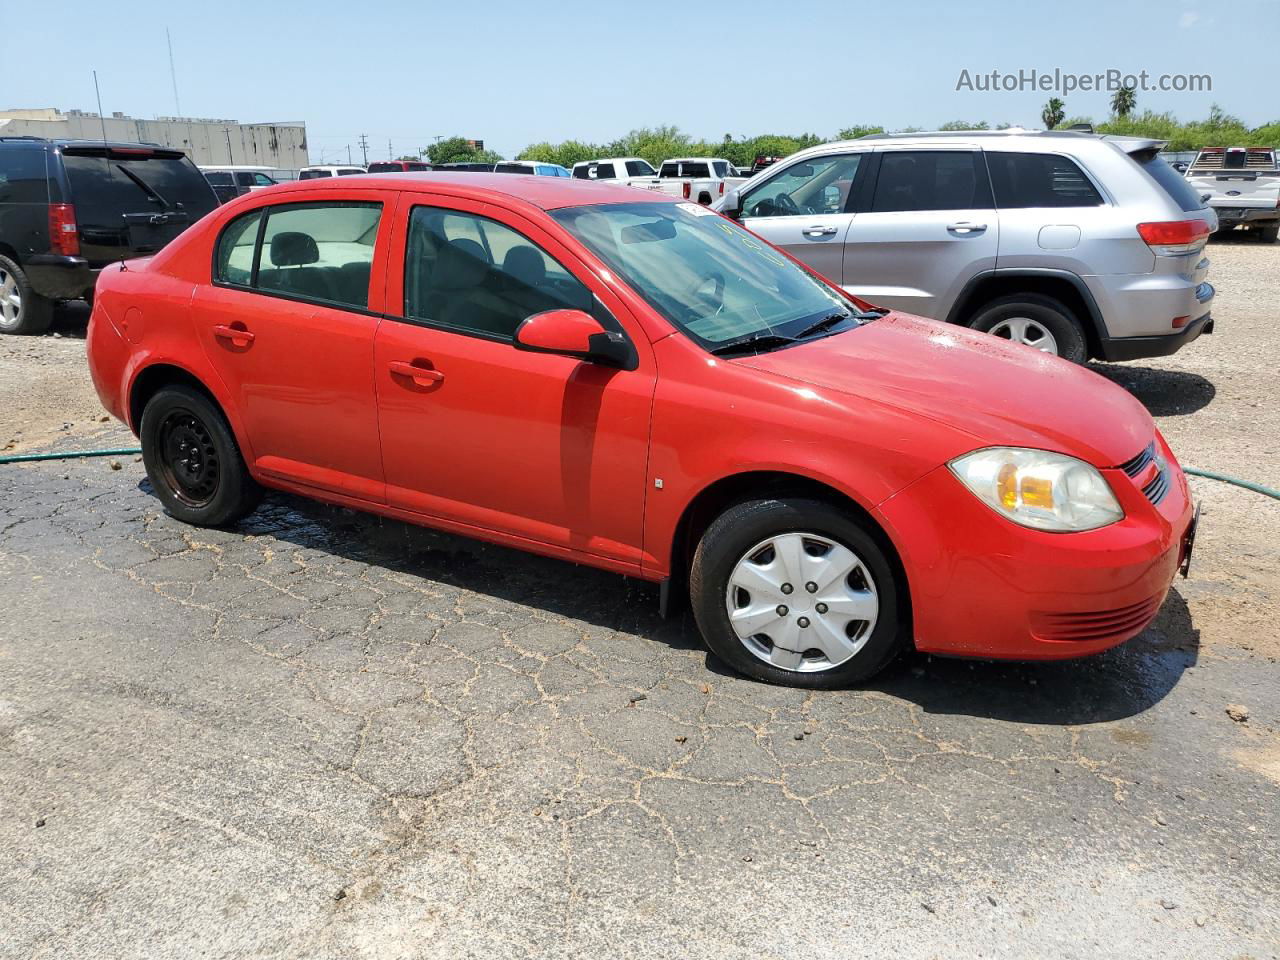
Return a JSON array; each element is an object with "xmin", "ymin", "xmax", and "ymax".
[{"xmin": 93, "ymin": 70, "xmax": 127, "ymax": 272}]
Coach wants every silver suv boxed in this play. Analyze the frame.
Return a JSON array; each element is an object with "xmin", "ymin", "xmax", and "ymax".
[{"xmin": 716, "ymin": 130, "xmax": 1216, "ymax": 363}]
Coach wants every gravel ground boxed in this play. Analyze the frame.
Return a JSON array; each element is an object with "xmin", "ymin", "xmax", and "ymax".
[{"xmin": 1, "ymin": 240, "xmax": 1277, "ymax": 959}]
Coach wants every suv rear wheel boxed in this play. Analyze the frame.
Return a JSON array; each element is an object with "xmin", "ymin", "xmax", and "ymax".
[
  {"xmin": 967, "ymin": 293, "xmax": 1087, "ymax": 364},
  {"xmin": 1255, "ymin": 223, "xmax": 1279, "ymax": 244},
  {"xmin": 689, "ymin": 497, "xmax": 905, "ymax": 688},
  {"xmin": 0, "ymin": 255, "xmax": 54, "ymax": 335}
]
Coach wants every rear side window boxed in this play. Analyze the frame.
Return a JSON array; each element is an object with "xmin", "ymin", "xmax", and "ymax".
[
  {"xmin": 0, "ymin": 147, "xmax": 56, "ymax": 203},
  {"xmin": 987, "ymin": 153, "xmax": 1103, "ymax": 208},
  {"xmin": 572, "ymin": 165, "xmax": 592, "ymax": 179},
  {"xmin": 298, "ymin": 170, "xmax": 331, "ymax": 180},
  {"xmin": 682, "ymin": 162, "xmax": 711, "ymax": 178},
  {"xmin": 205, "ymin": 171, "xmax": 236, "ymax": 185},
  {"xmin": 214, "ymin": 202, "xmax": 381, "ymax": 309},
  {"xmin": 338, "ymin": 168, "xmax": 363, "ymax": 176},
  {"xmin": 1136, "ymin": 152, "xmax": 1205, "ymax": 213},
  {"xmin": 871, "ymin": 151, "xmax": 991, "ymax": 212},
  {"xmin": 403, "ymin": 206, "xmax": 592, "ymax": 341},
  {"xmin": 367, "ymin": 162, "xmax": 402, "ymax": 173},
  {"xmin": 595, "ymin": 163, "xmax": 616, "ymax": 179},
  {"xmin": 659, "ymin": 162, "xmax": 680, "ymax": 178}
]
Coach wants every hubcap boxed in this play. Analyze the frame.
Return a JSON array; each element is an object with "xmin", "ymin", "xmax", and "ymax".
[
  {"xmin": 988, "ymin": 316, "xmax": 1058, "ymax": 355},
  {"xmin": 725, "ymin": 532, "xmax": 879, "ymax": 673},
  {"xmin": 0, "ymin": 269, "xmax": 22, "ymax": 328},
  {"xmin": 157, "ymin": 410, "xmax": 220, "ymax": 507}
]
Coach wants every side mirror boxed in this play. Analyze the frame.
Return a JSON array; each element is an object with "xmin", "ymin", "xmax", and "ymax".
[
  {"xmin": 722, "ymin": 188, "xmax": 743, "ymax": 220},
  {"xmin": 514, "ymin": 309, "xmax": 637, "ymax": 370}
]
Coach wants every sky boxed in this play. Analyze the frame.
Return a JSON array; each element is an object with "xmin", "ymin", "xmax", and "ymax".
[{"xmin": 2, "ymin": 0, "xmax": 1277, "ymax": 162}]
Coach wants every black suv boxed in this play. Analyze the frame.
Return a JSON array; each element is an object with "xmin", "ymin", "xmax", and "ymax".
[{"xmin": 0, "ymin": 137, "xmax": 218, "ymax": 334}]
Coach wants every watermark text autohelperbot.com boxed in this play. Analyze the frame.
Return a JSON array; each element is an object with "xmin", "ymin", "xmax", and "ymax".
[{"xmin": 956, "ymin": 68, "xmax": 1211, "ymax": 95}]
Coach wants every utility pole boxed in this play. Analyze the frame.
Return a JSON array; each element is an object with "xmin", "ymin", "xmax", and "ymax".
[
  {"xmin": 347, "ymin": 144, "xmax": 352, "ymax": 165},
  {"xmin": 388, "ymin": 138, "xmax": 393, "ymax": 161},
  {"xmin": 358, "ymin": 134, "xmax": 369, "ymax": 166},
  {"xmin": 166, "ymin": 27, "xmax": 181, "ymax": 116},
  {"xmin": 224, "ymin": 126, "xmax": 234, "ymax": 163}
]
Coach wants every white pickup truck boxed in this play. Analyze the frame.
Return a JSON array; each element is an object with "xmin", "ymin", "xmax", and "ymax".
[
  {"xmin": 1185, "ymin": 146, "xmax": 1280, "ymax": 242},
  {"xmin": 570, "ymin": 157, "xmax": 663, "ymax": 191},
  {"xmin": 655, "ymin": 157, "xmax": 747, "ymax": 205}
]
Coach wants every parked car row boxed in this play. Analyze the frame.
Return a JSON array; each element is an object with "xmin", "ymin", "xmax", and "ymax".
[{"xmin": 1184, "ymin": 146, "xmax": 1280, "ymax": 241}]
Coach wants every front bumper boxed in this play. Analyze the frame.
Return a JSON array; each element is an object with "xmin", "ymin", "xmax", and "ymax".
[
  {"xmin": 23, "ymin": 255, "xmax": 98, "ymax": 301},
  {"xmin": 874, "ymin": 437, "xmax": 1194, "ymax": 660}
]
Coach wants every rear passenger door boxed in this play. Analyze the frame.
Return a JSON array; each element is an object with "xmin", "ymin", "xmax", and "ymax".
[
  {"xmin": 841, "ymin": 149, "xmax": 998, "ymax": 318},
  {"xmin": 192, "ymin": 193, "xmax": 396, "ymax": 502}
]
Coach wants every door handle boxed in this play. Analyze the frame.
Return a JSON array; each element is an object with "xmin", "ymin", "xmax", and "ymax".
[
  {"xmin": 389, "ymin": 359, "xmax": 445, "ymax": 386},
  {"xmin": 946, "ymin": 221, "xmax": 987, "ymax": 235},
  {"xmin": 803, "ymin": 225, "xmax": 839, "ymax": 237},
  {"xmin": 212, "ymin": 324, "xmax": 255, "ymax": 345}
]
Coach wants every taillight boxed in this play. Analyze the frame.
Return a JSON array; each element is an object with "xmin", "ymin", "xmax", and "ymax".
[
  {"xmin": 1136, "ymin": 219, "xmax": 1211, "ymax": 256},
  {"xmin": 718, "ymin": 181, "xmax": 725, "ymax": 196},
  {"xmin": 49, "ymin": 204, "xmax": 80, "ymax": 257},
  {"xmin": 682, "ymin": 181, "xmax": 691, "ymax": 199}
]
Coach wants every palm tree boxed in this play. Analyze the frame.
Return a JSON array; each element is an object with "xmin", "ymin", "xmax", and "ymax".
[
  {"xmin": 1041, "ymin": 98, "xmax": 1066, "ymax": 130},
  {"xmin": 1111, "ymin": 85, "xmax": 1137, "ymax": 118}
]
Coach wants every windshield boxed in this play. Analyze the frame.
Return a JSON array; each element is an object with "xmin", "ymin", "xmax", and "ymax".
[{"xmin": 551, "ymin": 201, "xmax": 867, "ymax": 351}]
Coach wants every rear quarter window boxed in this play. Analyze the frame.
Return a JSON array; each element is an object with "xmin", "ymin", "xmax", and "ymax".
[
  {"xmin": 0, "ymin": 147, "xmax": 57, "ymax": 203},
  {"xmin": 987, "ymin": 153, "xmax": 1104, "ymax": 207}
]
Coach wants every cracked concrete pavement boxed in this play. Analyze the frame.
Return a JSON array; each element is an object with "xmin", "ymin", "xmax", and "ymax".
[{"xmin": 1, "ymin": 239, "xmax": 1278, "ymax": 958}]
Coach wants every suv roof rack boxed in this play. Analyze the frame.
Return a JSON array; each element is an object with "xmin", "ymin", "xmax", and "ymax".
[{"xmin": 0, "ymin": 135, "xmax": 50, "ymax": 143}]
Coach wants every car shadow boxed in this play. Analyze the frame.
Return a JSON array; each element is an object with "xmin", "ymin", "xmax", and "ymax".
[
  {"xmin": 49, "ymin": 300, "xmax": 90, "ymax": 339},
  {"xmin": 183, "ymin": 487, "xmax": 1198, "ymax": 724},
  {"xmin": 1088, "ymin": 363, "xmax": 1216, "ymax": 417}
]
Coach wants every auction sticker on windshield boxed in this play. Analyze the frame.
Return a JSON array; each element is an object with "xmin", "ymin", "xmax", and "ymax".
[{"xmin": 676, "ymin": 202, "xmax": 717, "ymax": 217}]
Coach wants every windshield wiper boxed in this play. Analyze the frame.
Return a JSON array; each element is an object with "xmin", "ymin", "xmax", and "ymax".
[
  {"xmin": 709, "ymin": 332, "xmax": 799, "ymax": 357},
  {"xmin": 795, "ymin": 311, "xmax": 854, "ymax": 340},
  {"xmin": 115, "ymin": 164, "xmax": 171, "ymax": 209}
]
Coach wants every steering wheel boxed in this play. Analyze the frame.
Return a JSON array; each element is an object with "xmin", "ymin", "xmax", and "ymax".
[
  {"xmin": 681, "ymin": 271, "xmax": 725, "ymax": 320},
  {"xmin": 772, "ymin": 193, "xmax": 801, "ymax": 215}
]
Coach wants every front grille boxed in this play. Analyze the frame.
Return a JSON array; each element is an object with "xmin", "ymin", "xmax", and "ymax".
[
  {"xmin": 1031, "ymin": 593, "xmax": 1164, "ymax": 643},
  {"xmin": 1118, "ymin": 442, "xmax": 1155, "ymax": 479},
  {"xmin": 1116, "ymin": 440, "xmax": 1170, "ymax": 505}
]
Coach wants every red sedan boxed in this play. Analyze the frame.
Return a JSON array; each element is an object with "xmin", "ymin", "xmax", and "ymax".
[{"xmin": 86, "ymin": 174, "xmax": 1196, "ymax": 687}]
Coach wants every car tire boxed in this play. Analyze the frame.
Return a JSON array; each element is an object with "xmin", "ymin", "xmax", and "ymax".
[
  {"xmin": 140, "ymin": 385, "xmax": 261, "ymax": 527},
  {"xmin": 689, "ymin": 497, "xmax": 905, "ymax": 688},
  {"xmin": 0, "ymin": 255, "xmax": 54, "ymax": 336},
  {"xmin": 967, "ymin": 294, "xmax": 1087, "ymax": 363},
  {"xmin": 1256, "ymin": 223, "xmax": 1279, "ymax": 244}
]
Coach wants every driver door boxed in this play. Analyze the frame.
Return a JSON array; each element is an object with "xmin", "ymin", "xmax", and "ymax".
[{"xmin": 739, "ymin": 152, "xmax": 869, "ymax": 283}]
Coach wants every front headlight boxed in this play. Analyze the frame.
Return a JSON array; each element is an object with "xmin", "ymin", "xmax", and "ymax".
[{"xmin": 949, "ymin": 447, "xmax": 1124, "ymax": 532}]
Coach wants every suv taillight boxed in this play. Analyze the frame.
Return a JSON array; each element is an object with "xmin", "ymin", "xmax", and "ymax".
[
  {"xmin": 682, "ymin": 181, "xmax": 691, "ymax": 199},
  {"xmin": 49, "ymin": 204, "xmax": 80, "ymax": 257},
  {"xmin": 718, "ymin": 181, "xmax": 725, "ymax": 196},
  {"xmin": 1136, "ymin": 219, "xmax": 1211, "ymax": 256}
]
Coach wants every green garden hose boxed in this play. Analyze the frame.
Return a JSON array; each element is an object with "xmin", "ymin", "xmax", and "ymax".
[{"xmin": 0, "ymin": 447, "xmax": 1277, "ymax": 501}]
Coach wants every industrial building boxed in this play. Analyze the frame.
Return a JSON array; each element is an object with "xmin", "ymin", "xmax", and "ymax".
[{"xmin": 0, "ymin": 107, "xmax": 308, "ymax": 168}]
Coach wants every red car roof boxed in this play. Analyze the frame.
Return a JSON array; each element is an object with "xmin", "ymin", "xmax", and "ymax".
[{"xmin": 261, "ymin": 172, "xmax": 667, "ymax": 211}]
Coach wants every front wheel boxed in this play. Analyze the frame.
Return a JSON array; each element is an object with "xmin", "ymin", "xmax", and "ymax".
[
  {"xmin": 689, "ymin": 498, "xmax": 906, "ymax": 688},
  {"xmin": 140, "ymin": 385, "xmax": 261, "ymax": 526},
  {"xmin": 966, "ymin": 293, "xmax": 1087, "ymax": 363}
]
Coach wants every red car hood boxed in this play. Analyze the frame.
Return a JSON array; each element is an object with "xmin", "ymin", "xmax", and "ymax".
[{"xmin": 734, "ymin": 312, "xmax": 1154, "ymax": 467}]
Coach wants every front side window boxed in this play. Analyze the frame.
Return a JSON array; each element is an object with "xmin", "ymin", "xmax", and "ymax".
[
  {"xmin": 625, "ymin": 160, "xmax": 656, "ymax": 177},
  {"xmin": 595, "ymin": 162, "xmax": 616, "ymax": 180},
  {"xmin": 552, "ymin": 202, "xmax": 864, "ymax": 351},
  {"xmin": 870, "ymin": 151, "xmax": 990, "ymax": 212},
  {"xmin": 252, "ymin": 173, "xmax": 277, "ymax": 186},
  {"xmin": 403, "ymin": 206, "xmax": 593, "ymax": 341},
  {"xmin": 214, "ymin": 202, "xmax": 381, "ymax": 308},
  {"xmin": 987, "ymin": 152, "xmax": 1104, "ymax": 208},
  {"xmin": 713, "ymin": 161, "xmax": 729, "ymax": 178},
  {"xmin": 742, "ymin": 153, "xmax": 863, "ymax": 218}
]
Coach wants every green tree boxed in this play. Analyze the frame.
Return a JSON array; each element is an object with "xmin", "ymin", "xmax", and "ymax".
[
  {"xmin": 938, "ymin": 120, "xmax": 990, "ymax": 131},
  {"xmin": 1110, "ymin": 85, "xmax": 1137, "ymax": 118},
  {"xmin": 1041, "ymin": 98, "xmax": 1066, "ymax": 130},
  {"xmin": 427, "ymin": 137, "xmax": 502, "ymax": 166},
  {"xmin": 836, "ymin": 124, "xmax": 884, "ymax": 140}
]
